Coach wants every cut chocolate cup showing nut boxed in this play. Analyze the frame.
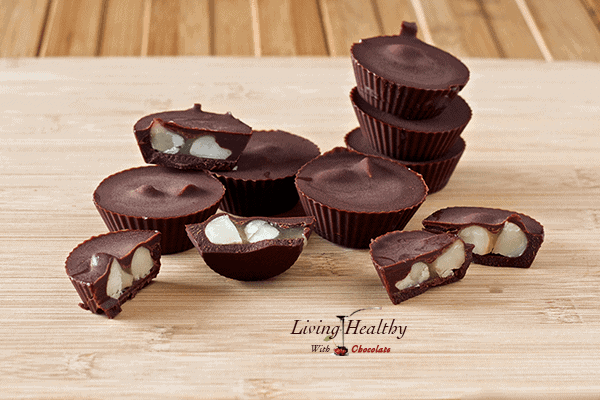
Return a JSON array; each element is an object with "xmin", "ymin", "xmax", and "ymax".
[
  {"xmin": 295, "ymin": 147, "xmax": 428, "ymax": 249},
  {"xmin": 134, "ymin": 103, "xmax": 252, "ymax": 171},
  {"xmin": 351, "ymin": 87, "xmax": 471, "ymax": 162},
  {"xmin": 422, "ymin": 206, "xmax": 544, "ymax": 268},
  {"xmin": 351, "ymin": 21, "xmax": 469, "ymax": 120},
  {"xmin": 65, "ymin": 230, "xmax": 162, "ymax": 318},
  {"xmin": 215, "ymin": 130, "xmax": 320, "ymax": 217},
  {"xmin": 93, "ymin": 166, "xmax": 225, "ymax": 254},
  {"xmin": 344, "ymin": 127, "xmax": 465, "ymax": 194},
  {"xmin": 185, "ymin": 214, "xmax": 315, "ymax": 281},
  {"xmin": 370, "ymin": 230, "xmax": 473, "ymax": 305}
]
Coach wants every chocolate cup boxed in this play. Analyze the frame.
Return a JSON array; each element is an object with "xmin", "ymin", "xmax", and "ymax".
[
  {"xmin": 93, "ymin": 166, "xmax": 225, "ymax": 254},
  {"xmin": 352, "ymin": 55, "xmax": 465, "ymax": 120},
  {"xmin": 344, "ymin": 127, "xmax": 465, "ymax": 194},
  {"xmin": 351, "ymin": 87, "xmax": 471, "ymax": 162},
  {"xmin": 295, "ymin": 147, "xmax": 428, "ymax": 249},
  {"xmin": 350, "ymin": 23, "xmax": 469, "ymax": 120}
]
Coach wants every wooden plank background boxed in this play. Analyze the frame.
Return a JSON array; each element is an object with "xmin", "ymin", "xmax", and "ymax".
[
  {"xmin": 2, "ymin": 0, "xmax": 600, "ymax": 60},
  {"xmin": 1, "ymin": 56, "xmax": 600, "ymax": 398}
]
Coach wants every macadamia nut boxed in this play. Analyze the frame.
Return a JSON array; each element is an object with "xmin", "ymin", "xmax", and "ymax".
[
  {"xmin": 458, "ymin": 222, "xmax": 527, "ymax": 258},
  {"xmin": 189, "ymin": 135, "xmax": 232, "ymax": 159},
  {"xmin": 395, "ymin": 262, "xmax": 430, "ymax": 290},
  {"xmin": 204, "ymin": 215, "xmax": 307, "ymax": 246},
  {"xmin": 130, "ymin": 246, "xmax": 154, "ymax": 280},
  {"xmin": 150, "ymin": 121, "xmax": 184, "ymax": 154},
  {"xmin": 106, "ymin": 259, "xmax": 134, "ymax": 299},
  {"xmin": 395, "ymin": 240, "xmax": 466, "ymax": 291}
]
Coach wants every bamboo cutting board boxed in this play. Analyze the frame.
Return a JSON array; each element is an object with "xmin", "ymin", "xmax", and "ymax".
[{"xmin": 1, "ymin": 57, "xmax": 599, "ymax": 399}]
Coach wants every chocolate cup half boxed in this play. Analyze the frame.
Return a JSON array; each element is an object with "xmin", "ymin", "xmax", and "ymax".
[
  {"xmin": 351, "ymin": 87, "xmax": 471, "ymax": 162},
  {"xmin": 295, "ymin": 147, "xmax": 428, "ymax": 249},
  {"xmin": 186, "ymin": 214, "xmax": 315, "ymax": 281},
  {"xmin": 344, "ymin": 127, "xmax": 465, "ymax": 194}
]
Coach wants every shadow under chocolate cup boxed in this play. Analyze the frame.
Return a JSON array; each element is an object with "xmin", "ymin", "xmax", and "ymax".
[
  {"xmin": 295, "ymin": 147, "xmax": 428, "ymax": 249},
  {"xmin": 350, "ymin": 87, "xmax": 471, "ymax": 162},
  {"xmin": 344, "ymin": 127, "xmax": 465, "ymax": 194},
  {"xmin": 93, "ymin": 166, "xmax": 225, "ymax": 254},
  {"xmin": 350, "ymin": 21, "xmax": 469, "ymax": 120}
]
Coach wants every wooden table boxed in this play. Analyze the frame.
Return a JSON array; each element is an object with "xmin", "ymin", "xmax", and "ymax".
[
  {"xmin": 3, "ymin": 0, "xmax": 600, "ymax": 61},
  {"xmin": 1, "ymin": 56, "xmax": 600, "ymax": 399}
]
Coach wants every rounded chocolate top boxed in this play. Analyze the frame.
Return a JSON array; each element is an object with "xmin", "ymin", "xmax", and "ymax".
[
  {"xmin": 370, "ymin": 230, "xmax": 457, "ymax": 267},
  {"xmin": 345, "ymin": 127, "xmax": 466, "ymax": 163},
  {"xmin": 295, "ymin": 147, "xmax": 427, "ymax": 213},
  {"xmin": 134, "ymin": 103, "xmax": 252, "ymax": 134},
  {"xmin": 216, "ymin": 130, "xmax": 320, "ymax": 180},
  {"xmin": 351, "ymin": 87, "xmax": 471, "ymax": 133},
  {"xmin": 351, "ymin": 22, "xmax": 469, "ymax": 90},
  {"xmin": 66, "ymin": 230, "xmax": 160, "ymax": 282},
  {"xmin": 94, "ymin": 166, "xmax": 225, "ymax": 219}
]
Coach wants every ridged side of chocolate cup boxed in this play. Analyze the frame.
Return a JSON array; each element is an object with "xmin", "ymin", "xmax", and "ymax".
[
  {"xmin": 344, "ymin": 128, "xmax": 466, "ymax": 194},
  {"xmin": 351, "ymin": 54, "xmax": 464, "ymax": 120},
  {"xmin": 351, "ymin": 87, "xmax": 469, "ymax": 161},
  {"xmin": 297, "ymin": 193, "xmax": 423, "ymax": 249},
  {"xmin": 94, "ymin": 202, "xmax": 221, "ymax": 255},
  {"xmin": 215, "ymin": 175, "xmax": 300, "ymax": 217}
]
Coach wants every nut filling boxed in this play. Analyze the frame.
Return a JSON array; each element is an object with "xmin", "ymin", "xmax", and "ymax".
[
  {"xmin": 458, "ymin": 222, "xmax": 527, "ymax": 257},
  {"xmin": 101, "ymin": 246, "xmax": 155, "ymax": 299},
  {"xmin": 204, "ymin": 215, "xmax": 306, "ymax": 245},
  {"xmin": 150, "ymin": 120, "xmax": 232, "ymax": 160},
  {"xmin": 395, "ymin": 240, "xmax": 465, "ymax": 291}
]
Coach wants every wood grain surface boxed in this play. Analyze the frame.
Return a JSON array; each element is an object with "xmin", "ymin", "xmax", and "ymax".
[
  {"xmin": 1, "ymin": 57, "xmax": 600, "ymax": 399},
  {"xmin": 2, "ymin": 0, "xmax": 600, "ymax": 59}
]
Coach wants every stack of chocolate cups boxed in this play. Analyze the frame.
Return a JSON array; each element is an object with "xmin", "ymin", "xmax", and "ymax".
[{"xmin": 347, "ymin": 21, "xmax": 471, "ymax": 194}]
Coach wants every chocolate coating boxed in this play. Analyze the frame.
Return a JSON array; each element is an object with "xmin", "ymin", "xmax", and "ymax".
[
  {"xmin": 215, "ymin": 130, "xmax": 320, "ymax": 216},
  {"xmin": 66, "ymin": 230, "xmax": 161, "ymax": 318},
  {"xmin": 296, "ymin": 147, "xmax": 427, "ymax": 213},
  {"xmin": 351, "ymin": 22, "xmax": 469, "ymax": 90},
  {"xmin": 134, "ymin": 104, "xmax": 252, "ymax": 171},
  {"xmin": 422, "ymin": 206, "xmax": 544, "ymax": 268},
  {"xmin": 370, "ymin": 230, "xmax": 473, "ymax": 304},
  {"xmin": 94, "ymin": 166, "xmax": 224, "ymax": 219},
  {"xmin": 186, "ymin": 214, "xmax": 315, "ymax": 281}
]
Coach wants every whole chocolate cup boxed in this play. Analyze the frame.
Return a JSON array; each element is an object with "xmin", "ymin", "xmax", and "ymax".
[
  {"xmin": 351, "ymin": 87, "xmax": 471, "ymax": 161},
  {"xmin": 351, "ymin": 21, "xmax": 469, "ymax": 120},
  {"xmin": 344, "ymin": 127, "xmax": 465, "ymax": 194},
  {"xmin": 214, "ymin": 130, "xmax": 320, "ymax": 217},
  {"xmin": 93, "ymin": 166, "xmax": 225, "ymax": 254},
  {"xmin": 186, "ymin": 214, "xmax": 314, "ymax": 281},
  {"xmin": 295, "ymin": 147, "xmax": 428, "ymax": 249}
]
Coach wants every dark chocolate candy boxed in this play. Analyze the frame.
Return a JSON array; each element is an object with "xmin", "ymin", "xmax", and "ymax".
[
  {"xmin": 295, "ymin": 147, "xmax": 428, "ymax": 248},
  {"xmin": 215, "ymin": 130, "xmax": 320, "ymax": 216},
  {"xmin": 134, "ymin": 104, "xmax": 252, "ymax": 171},
  {"xmin": 370, "ymin": 230, "xmax": 473, "ymax": 304},
  {"xmin": 186, "ymin": 214, "xmax": 315, "ymax": 281},
  {"xmin": 66, "ymin": 230, "xmax": 162, "ymax": 318},
  {"xmin": 422, "ymin": 206, "xmax": 544, "ymax": 268},
  {"xmin": 93, "ymin": 166, "xmax": 225, "ymax": 254},
  {"xmin": 351, "ymin": 86, "xmax": 471, "ymax": 161},
  {"xmin": 351, "ymin": 21, "xmax": 470, "ymax": 120}
]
